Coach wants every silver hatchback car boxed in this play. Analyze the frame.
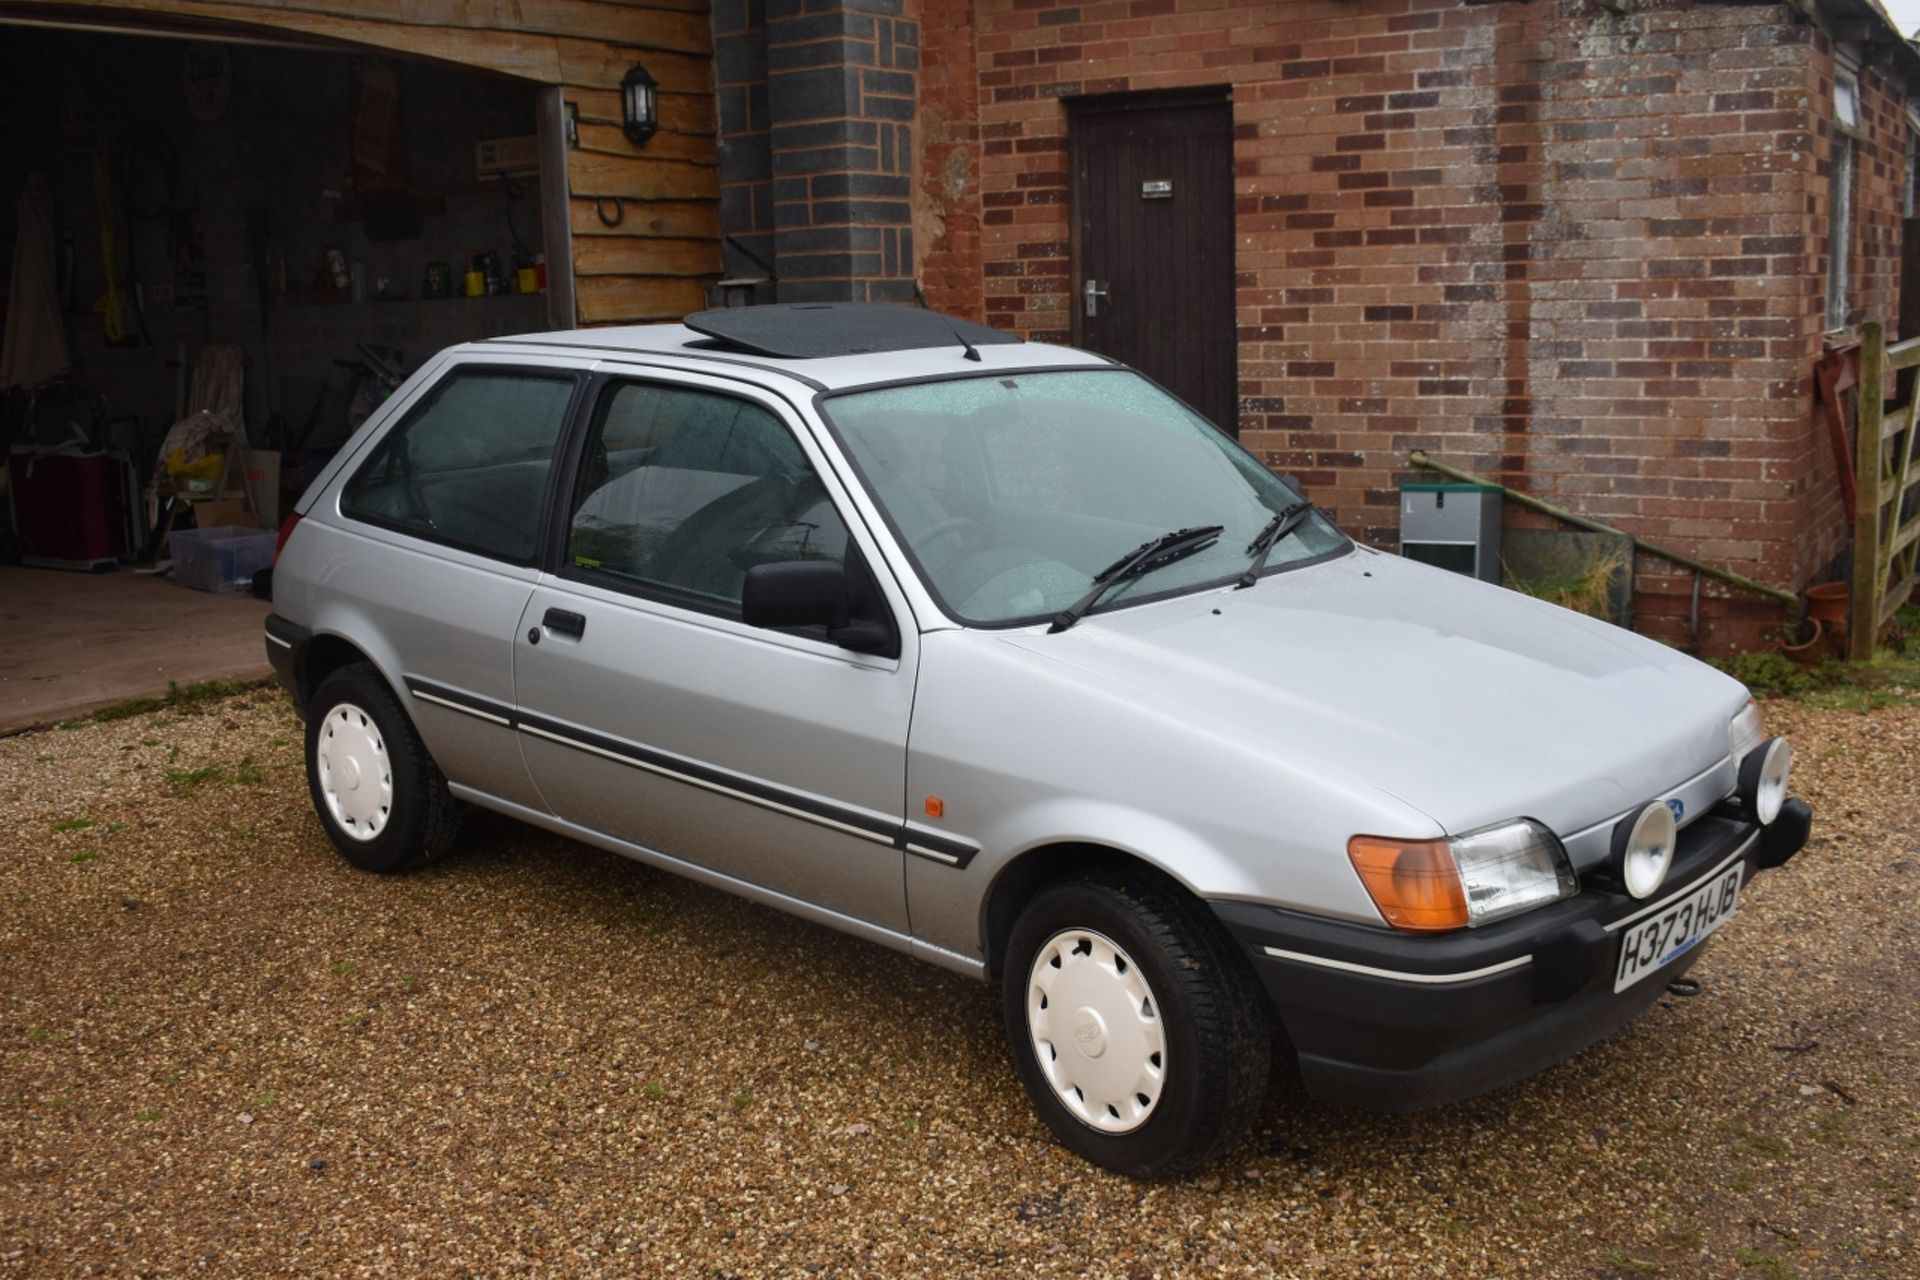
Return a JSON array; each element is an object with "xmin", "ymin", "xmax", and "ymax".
[{"xmin": 266, "ymin": 303, "xmax": 1810, "ymax": 1178}]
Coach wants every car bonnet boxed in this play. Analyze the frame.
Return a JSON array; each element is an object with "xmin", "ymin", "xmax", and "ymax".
[{"xmin": 994, "ymin": 547, "xmax": 1749, "ymax": 846}]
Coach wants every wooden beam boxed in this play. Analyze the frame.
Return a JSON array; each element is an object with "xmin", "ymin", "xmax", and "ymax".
[
  {"xmin": 570, "ymin": 120, "xmax": 717, "ymax": 166},
  {"xmin": 15, "ymin": 0, "xmax": 566, "ymax": 79},
  {"xmin": 574, "ymin": 275, "xmax": 709, "ymax": 325},
  {"xmin": 536, "ymin": 84, "xmax": 576, "ymax": 330},
  {"xmin": 569, "ymin": 88, "xmax": 716, "ymax": 135},
  {"xmin": 556, "ymin": 38, "xmax": 711, "ymax": 94},
  {"xmin": 565, "ymin": 150, "xmax": 721, "ymax": 201},
  {"xmin": 568, "ymin": 198, "xmax": 720, "ymax": 241},
  {"xmin": 571, "ymin": 236, "xmax": 721, "ymax": 278}
]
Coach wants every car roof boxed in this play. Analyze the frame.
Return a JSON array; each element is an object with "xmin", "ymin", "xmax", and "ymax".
[{"xmin": 477, "ymin": 311, "xmax": 1113, "ymax": 393}]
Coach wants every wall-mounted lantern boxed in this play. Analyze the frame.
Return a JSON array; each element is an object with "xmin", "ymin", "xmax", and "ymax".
[{"xmin": 622, "ymin": 64, "xmax": 659, "ymax": 147}]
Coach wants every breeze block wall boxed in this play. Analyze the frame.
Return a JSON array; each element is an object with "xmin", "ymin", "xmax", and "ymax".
[
  {"xmin": 913, "ymin": 0, "xmax": 1911, "ymax": 654},
  {"xmin": 718, "ymin": 0, "xmax": 924, "ymax": 303}
]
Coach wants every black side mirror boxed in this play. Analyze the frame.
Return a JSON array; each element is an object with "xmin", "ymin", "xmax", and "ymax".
[
  {"xmin": 742, "ymin": 560, "xmax": 848, "ymax": 629},
  {"xmin": 741, "ymin": 561, "xmax": 894, "ymax": 655}
]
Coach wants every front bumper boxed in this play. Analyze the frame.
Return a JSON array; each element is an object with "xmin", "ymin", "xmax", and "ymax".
[{"xmin": 1214, "ymin": 798, "xmax": 1812, "ymax": 1111}]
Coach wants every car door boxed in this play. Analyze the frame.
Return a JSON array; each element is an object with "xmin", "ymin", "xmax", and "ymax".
[
  {"xmin": 510, "ymin": 370, "xmax": 915, "ymax": 932},
  {"xmin": 329, "ymin": 359, "xmax": 586, "ymax": 811}
]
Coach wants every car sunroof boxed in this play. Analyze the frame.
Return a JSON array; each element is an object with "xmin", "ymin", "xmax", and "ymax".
[{"xmin": 684, "ymin": 303, "xmax": 1021, "ymax": 359}]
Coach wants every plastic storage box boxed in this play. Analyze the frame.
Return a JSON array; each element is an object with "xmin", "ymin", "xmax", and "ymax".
[{"xmin": 171, "ymin": 525, "xmax": 276, "ymax": 593}]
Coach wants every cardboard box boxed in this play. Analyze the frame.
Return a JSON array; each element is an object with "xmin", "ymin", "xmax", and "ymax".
[{"xmin": 193, "ymin": 492, "xmax": 258, "ymax": 530}]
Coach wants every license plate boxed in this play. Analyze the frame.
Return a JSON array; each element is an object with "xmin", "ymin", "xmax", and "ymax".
[{"xmin": 1613, "ymin": 863, "xmax": 1743, "ymax": 993}]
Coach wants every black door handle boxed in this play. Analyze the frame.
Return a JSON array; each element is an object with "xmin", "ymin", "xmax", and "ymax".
[{"xmin": 542, "ymin": 608, "xmax": 586, "ymax": 640}]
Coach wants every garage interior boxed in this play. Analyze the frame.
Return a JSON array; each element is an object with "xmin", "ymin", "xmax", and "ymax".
[{"xmin": 1, "ymin": 14, "xmax": 565, "ymax": 730}]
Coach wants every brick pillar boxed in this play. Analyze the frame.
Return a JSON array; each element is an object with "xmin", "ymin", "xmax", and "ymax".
[
  {"xmin": 764, "ymin": 0, "xmax": 917, "ymax": 303},
  {"xmin": 713, "ymin": 0, "xmax": 775, "ymax": 292}
]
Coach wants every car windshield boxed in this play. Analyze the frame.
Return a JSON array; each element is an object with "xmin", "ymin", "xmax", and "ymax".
[{"xmin": 822, "ymin": 369, "xmax": 1349, "ymax": 626}]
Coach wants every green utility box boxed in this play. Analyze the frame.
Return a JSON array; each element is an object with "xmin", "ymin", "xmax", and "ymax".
[{"xmin": 1399, "ymin": 482, "xmax": 1502, "ymax": 583}]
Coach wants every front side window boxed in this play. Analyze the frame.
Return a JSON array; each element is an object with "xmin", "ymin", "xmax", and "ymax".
[
  {"xmin": 823, "ymin": 369, "xmax": 1348, "ymax": 626},
  {"xmin": 341, "ymin": 368, "xmax": 576, "ymax": 562},
  {"xmin": 566, "ymin": 381, "xmax": 851, "ymax": 610}
]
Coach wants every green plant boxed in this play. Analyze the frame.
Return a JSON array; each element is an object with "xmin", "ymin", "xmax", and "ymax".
[
  {"xmin": 50, "ymin": 817, "xmax": 94, "ymax": 832},
  {"xmin": 67, "ymin": 850, "xmax": 100, "ymax": 864},
  {"xmin": 1710, "ymin": 651, "xmax": 1827, "ymax": 698},
  {"xmin": 162, "ymin": 755, "xmax": 262, "ymax": 796},
  {"xmin": 92, "ymin": 678, "xmax": 264, "ymax": 723},
  {"xmin": 1504, "ymin": 541, "xmax": 1631, "ymax": 620},
  {"xmin": 1733, "ymin": 1247, "xmax": 1798, "ymax": 1280}
]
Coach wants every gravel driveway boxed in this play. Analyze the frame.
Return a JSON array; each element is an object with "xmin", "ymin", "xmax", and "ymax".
[{"xmin": 2, "ymin": 691, "xmax": 1916, "ymax": 1277}]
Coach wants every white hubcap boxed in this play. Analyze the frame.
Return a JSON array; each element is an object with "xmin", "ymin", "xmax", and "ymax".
[
  {"xmin": 1027, "ymin": 928, "xmax": 1166, "ymax": 1134},
  {"xmin": 317, "ymin": 702, "xmax": 393, "ymax": 842}
]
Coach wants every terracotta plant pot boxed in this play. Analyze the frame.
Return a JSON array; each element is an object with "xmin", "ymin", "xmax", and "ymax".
[
  {"xmin": 1804, "ymin": 581, "xmax": 1849, "ymax": 625},
  {"xmin": 1777, "ymin": 616, "xmax": 1826, "ymax": 664}
]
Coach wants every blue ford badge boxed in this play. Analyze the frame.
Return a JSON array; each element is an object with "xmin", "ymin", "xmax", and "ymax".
[{"xmin": 1666, "ymin": 797, "xmax": 1685, "ymax": 821}]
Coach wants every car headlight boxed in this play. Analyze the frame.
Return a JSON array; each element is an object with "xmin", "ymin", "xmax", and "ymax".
[
  {"xmin": 1738, "ymin": 737, "xmax": 1793, "ymax": 825},
  {"xmin": 1728, "ymin": 700, "xmax": 1766, "ymax": 760},
  {"xmin": 1348, "ymin": 819, "xmax": 1578, "ymax": 932}
]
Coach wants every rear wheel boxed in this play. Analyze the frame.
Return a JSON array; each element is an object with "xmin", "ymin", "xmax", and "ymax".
[
  {"xmin": 1002, "ymin": 871, "xmax": 1270, "ymax": 1179},
  {"xmin": 304, "ymin": 664, "xmax": 462, "ymax": 872}
]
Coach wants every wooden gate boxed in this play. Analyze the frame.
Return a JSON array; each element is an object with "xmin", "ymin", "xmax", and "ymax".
[{"xmin": 1851, "ymin": 321, "xmax": 1920, "ymax": 661}]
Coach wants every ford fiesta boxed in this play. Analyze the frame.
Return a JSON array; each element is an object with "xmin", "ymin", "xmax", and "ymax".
[{"xmin": 264, "ymin": 303, "xmax": 1811, "ymax": 1178}]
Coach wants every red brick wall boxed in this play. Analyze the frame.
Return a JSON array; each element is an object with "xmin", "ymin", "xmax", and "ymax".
[
  {"xmin": 1791, "ymin": 39, "xmax": 1911, "ymax": 605},
  {"xmin": 917, "ymin": 0, "xmax": 989, "ymax": 318},
  {"xmin": 1834, "ymin": 51, "xmax": 1908, "ymax": 338},
  {"xmin": 911, "ymin": 0, "xmax": 1912, "ymax": 653}
]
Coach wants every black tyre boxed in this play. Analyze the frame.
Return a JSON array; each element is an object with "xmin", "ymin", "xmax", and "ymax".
[
  {"xmin": 1002, "ymin": 871, "xmax": 1270, "ymax": 1179},
  {"xmin": 304, "ymin": 663, "xmax": 463, "ymax": 873}
]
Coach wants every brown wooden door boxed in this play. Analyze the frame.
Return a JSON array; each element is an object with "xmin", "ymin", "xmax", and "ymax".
[{"xmin": 1070, "ymin": 92, "xmax": 1238, "ymax": 433}]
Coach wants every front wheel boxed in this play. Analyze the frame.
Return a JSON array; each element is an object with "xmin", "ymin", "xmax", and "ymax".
[
  {"xmin": 1002, "ymin": 871, "xmax": 1271, "ymax": 1179},
  {"xmin": 304, "ymin": 663, "xmax": 463, "ymax": 873}
]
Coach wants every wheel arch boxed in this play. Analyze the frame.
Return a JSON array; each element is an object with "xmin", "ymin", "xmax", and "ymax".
[
  {"xmin": 296, "ymin": 633, "xmax": 387, "ymax": 712},
  {"xmin": 981, "ymin": 842, "xmax": 1208, "ymax": 982}
]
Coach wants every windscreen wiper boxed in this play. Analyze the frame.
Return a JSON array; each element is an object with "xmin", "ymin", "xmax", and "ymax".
[
  {"xmin": 1049, "ymin": 525, "xmax": 1224, "ymax": 633},
  {"xmin": 1235, "ymin": 500, "xmax": 1314, "ymax": 589}
]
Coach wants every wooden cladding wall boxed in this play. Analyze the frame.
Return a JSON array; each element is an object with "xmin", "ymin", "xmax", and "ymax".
[{"xmin": 10, "ymin": 0, "xmax": 723, "ymax": 325}]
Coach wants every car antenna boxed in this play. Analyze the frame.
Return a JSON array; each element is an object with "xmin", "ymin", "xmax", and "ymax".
[{"xmin": 913, "ymin": 281, "xmax": 983, "ymax": 362}]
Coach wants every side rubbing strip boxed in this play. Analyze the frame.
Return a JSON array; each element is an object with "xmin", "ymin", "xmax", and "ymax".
[
  {"xmin": 264, "ymin": 613, "xmax": 311, "ymax": 648},
  {"xmin": 902, "ymin": 827, "xmax": 980, "ymax": 870},
  {"xmin": 404, "ymin": 679, "xmax": 515, "ymax": 727},
  {"xmin": 512, "ymin": 710, "xmax": 902, "ymax": 848},
  {"xmin": 405, "ymin": 685, "xmax": 985, "ymax": 870}
]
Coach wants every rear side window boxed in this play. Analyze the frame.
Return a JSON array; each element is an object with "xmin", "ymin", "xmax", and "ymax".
[
  {"xmin": 340, "ymin": 369, "xmax": 575, "ymax": 562},
  {"xmin": 566, "ymin": 381, "xmax": 850, "ymax": 609}
]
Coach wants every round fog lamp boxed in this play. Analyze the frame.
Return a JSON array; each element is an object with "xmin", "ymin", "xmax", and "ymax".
[
  {"xmin": 1615, "ymin": 802, "xmax": 1677, "ymax": 900},
  {"xmin": 1739, "ymin": 737, "xmax": 1793, "ymax": 826}
]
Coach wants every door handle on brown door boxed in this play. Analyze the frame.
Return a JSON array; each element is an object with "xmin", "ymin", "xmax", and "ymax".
[
  {"xmin": 1083, "ymin": 279, "xmax": 1109, "ymax": 317},
  {"xmin": 542, "ymin": 608, "xmax": 586, "ymax": 640}
]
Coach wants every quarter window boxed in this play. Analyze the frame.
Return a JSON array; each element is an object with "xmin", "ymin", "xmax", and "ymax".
[
  {"xmin": 566, "ymin": 382, "xmax": 850, "ymax": 609},
  {"xmin": 340, "ymin": 368, "xmax": 576, "ymax": 562}
]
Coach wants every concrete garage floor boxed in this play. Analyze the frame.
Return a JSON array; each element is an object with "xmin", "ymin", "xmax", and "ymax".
[{"xmin": 0, "ymin": 565, "xmax": 271, "ymax": 733}]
